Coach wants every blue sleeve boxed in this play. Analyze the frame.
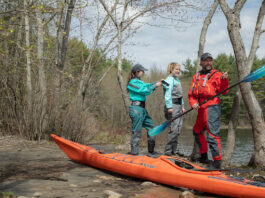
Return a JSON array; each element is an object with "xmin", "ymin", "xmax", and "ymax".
[
  {"xmin": 164, "ymin": 77, "xmax": 174, "ymax": 109},
  {"xmin": 127, "ymin": 79, "xmax": 157, "ymax": 96}
]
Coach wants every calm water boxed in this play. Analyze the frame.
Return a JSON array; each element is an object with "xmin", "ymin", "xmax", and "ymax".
[{"xmin": 156, "ymin": 127, "xmax": 254, "ymax": 165}]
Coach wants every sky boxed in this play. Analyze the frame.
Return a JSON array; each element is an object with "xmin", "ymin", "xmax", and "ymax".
[
  {"xmin": 121, "ymin": 0, "xmax": 265, "ymax": 71},
  {"xmin": 71, "ymin": 1, "xmax": 265, "ymax": 72}
]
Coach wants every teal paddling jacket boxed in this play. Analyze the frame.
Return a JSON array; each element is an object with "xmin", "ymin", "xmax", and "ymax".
[
  {"xmin": 127, "ymin": 78, "xmax": 157, "ymax": 101},
  {"xmin": 163, "ymin": 75, "xmax": 184, "ymax": 109}
]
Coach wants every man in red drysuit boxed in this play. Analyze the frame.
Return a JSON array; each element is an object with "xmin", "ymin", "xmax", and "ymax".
[{"xmin": 188, "ymin": 52, "xmax": 229, "ymax": 169}]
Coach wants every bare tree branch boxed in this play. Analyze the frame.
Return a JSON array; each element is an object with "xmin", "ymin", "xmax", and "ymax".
[
  {"xmin": 247, "ymin": 0, "xmax": 265, "ymax": 66},
  {"xmin": 218, "ymin": 0, "xmax": 231, "ymax": 18},
  {"xmin": 43, "ymin": 12, "xmax": 57, "ymax": 27},
  {"xmin": 196, "ymin": 0, "xmax": 219, "ymax": 71},
  {"xmin": 98, "ymin": 0, "xmax": 119, "ymax": 28},
  {"xmin": 78, "ymin": 2, "xmax": 118, "ymax": 105},
  {"xmin": 98, "ymin": 62, "xmax": 115, "ymax": 86},
  {"xmin": 234, "ymin": 0, "xmax": 246, "ymax": 13}
]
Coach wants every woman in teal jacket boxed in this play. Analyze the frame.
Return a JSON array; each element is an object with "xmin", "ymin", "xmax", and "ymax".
[{"xmin": 127, "ymin": 64, "xmax": 162, "ymax": 155}]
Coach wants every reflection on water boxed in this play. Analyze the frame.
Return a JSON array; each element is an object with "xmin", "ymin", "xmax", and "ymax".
[{"xmin": 157, "ymin": 127, "xmax": 253, "ymax": 165}]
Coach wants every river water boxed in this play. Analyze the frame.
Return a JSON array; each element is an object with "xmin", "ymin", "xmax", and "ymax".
[{"xmin": 157, "ymin": 127, "xmax": 253, "ymax": 166}]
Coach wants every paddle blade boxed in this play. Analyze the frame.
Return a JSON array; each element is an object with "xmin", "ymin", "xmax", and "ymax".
[
  {"xmin": 148, "ymin": 120, "xmax": 170, "ymax": 136},
  {"xmin": 243, "ymin": 64, "xmax": 265, "ymax": 82}
]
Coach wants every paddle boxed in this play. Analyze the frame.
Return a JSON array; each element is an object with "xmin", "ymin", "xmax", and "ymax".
[{"xmin": 149, "ymin": 64, "xmax": 265, "ymax": 136}]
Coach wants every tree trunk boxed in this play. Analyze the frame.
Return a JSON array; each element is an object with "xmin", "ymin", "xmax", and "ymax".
[
  {"xmin": 36, "ymin": 5, "xmax": 48, "ymax": 139},
  {"xmin": 24, "ymin": 0, "xmax": 33, "ymax": 138},
  {"xmin": 196, "ymin": 0, "xmax": 219, "ymax": 71},
  {"xmin": 14, "ymin": 10, "xmax": 23, "ymax": 133},
  {"xmin": 219, "ymin": 0, "xmax": 265, "ymax": 168},
  {"xmin": 54, "ymin": 0, "xmax": 76, "ymax": 130},
  {"xmin": 222, "ymin": 89, "xmax": 241, "ymax": 167},
  {"xmin": 241, "ymin": 84, "xmax": 265, "ymax": 167},
  {"xmin": 190, "ymin": 139, "xmax": 201, "ymax": 161},
  {"xmin": 117, "ymin": 26, "xmax": 130, "ymax": 112},
  {"xmin": 54, "ymin": 1, "xmax": 66, "ymax": 130}
]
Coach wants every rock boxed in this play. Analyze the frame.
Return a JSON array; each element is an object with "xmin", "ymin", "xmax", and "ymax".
[
  {"xmin": 141, "ymin": 181, "xmax": 157, "ymax": 187},
  {"xmin": 98, "ymin": 175, "xmax": 113, "ymax": 180},
  {"xmin": 93, "ymin": 179, "xmax": 101, "ymax": 183},
  {"xmin": 44, "ymin": 186, "xmax": 52, "ymax": 190},
  {"xmin": 104, "ymin": 190, "xmax": 122, "ymax": 198},
  {"xmin": 252, "ymin": 174, "xmax": 265, "ymax": 182},
  {"xmin": 17, "ymin": 196, "xmax": 28, "ymax": 198},
  {"xmin": 179, "ymin": 191, "xmax": 194, "ymax": 198},
  {"xmin": 32, "ymin": 192, "xmax": 42, "ymax": 197},
  {"xmin": 69, "ymin": 184, "xmax": 77, "ymax": 187},
  {"xmin": 115, "ymin": 145, "xmax": 127, "ymax": 150}
]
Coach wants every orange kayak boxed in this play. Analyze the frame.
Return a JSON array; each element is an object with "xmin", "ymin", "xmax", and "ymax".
[{"xmin": 51, "ymin": 134, "xmax": 265, "ymax": 198}]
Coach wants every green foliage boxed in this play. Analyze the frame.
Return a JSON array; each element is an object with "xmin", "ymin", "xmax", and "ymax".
[
  {"xmin": 112, "ymin": 58, "xmax": 133, "ymax": 72},
  {"xmin": 121, "ymin": 58, "xmax": 133, "ymax": 72},
  {"xmin": 182, "ymin": 58, "xmax": 196, "ymax": 77},
  {"xmin": 66, "ymin": 38, "xmax": 133, "ymax": 79},
  {"xmin": 66, "ymin": 37, "xmax": 89, "ymax": 76}
]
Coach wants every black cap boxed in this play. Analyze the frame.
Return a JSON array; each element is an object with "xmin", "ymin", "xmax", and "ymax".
[
  {"xmin": 132, "ymin": 64, "xmax": 148, "ymax": 73},
  {"xmin": 201, "ymin": 52, "xmax": 213, "ymax": 61}
]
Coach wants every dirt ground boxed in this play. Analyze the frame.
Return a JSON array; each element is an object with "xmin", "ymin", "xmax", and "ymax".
[{"xmin": 0, "ymin": 135, "xmax": 263, "ymax": 198}]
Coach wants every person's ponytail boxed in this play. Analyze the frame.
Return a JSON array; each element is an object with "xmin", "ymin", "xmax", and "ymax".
[{"xmin": 127, "ymin": 71, "xmax": 136, "ymax": 92}]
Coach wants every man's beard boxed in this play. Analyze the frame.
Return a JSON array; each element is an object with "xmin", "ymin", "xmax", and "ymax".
[{"xmin": 205, "ymin": 65, "xmax": 212, "ymax": 70}]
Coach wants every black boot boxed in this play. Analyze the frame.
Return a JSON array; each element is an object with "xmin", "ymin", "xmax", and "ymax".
[
  {"xmin": 172, "ymin": 151, "xmax": 184, "ymax": 157},
  {"xmin": 212, "ymin": 160, "xmax": 221, "ymax": 169},
  {"xmin": 148, "ymin": 141, "xmax": 155, "ymax": 154},
  {"xmin": 199, "ymin": 153, "xmax": 210, "ymax": 164}
]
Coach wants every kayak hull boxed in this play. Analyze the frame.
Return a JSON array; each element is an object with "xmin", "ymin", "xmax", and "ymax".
[{"xmin": 51, "ymin": 134, "xmax": 265, "ymax": 198}]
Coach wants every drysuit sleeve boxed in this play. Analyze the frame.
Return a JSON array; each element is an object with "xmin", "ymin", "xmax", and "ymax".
[
  {"xmin": 127, "ymin": 79, "xmax": 157, "ymax": 96},
  {"xmin": 163, "ymin": 77, "xmax": 174, "ymax": 109},
  {"xmin": 213, "ymin": 72, "xmax": 229, "ymax": 95}
]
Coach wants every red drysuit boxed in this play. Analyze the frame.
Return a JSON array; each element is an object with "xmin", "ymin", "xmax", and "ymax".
[{"xmin": 188, "ymin": 69, "xmax": 229, "ymax": 160}]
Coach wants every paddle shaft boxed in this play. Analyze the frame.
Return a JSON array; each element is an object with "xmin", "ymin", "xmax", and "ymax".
[{"xmin": 171, "ymin": 79, "xmax": 244, "ymax": 122}]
